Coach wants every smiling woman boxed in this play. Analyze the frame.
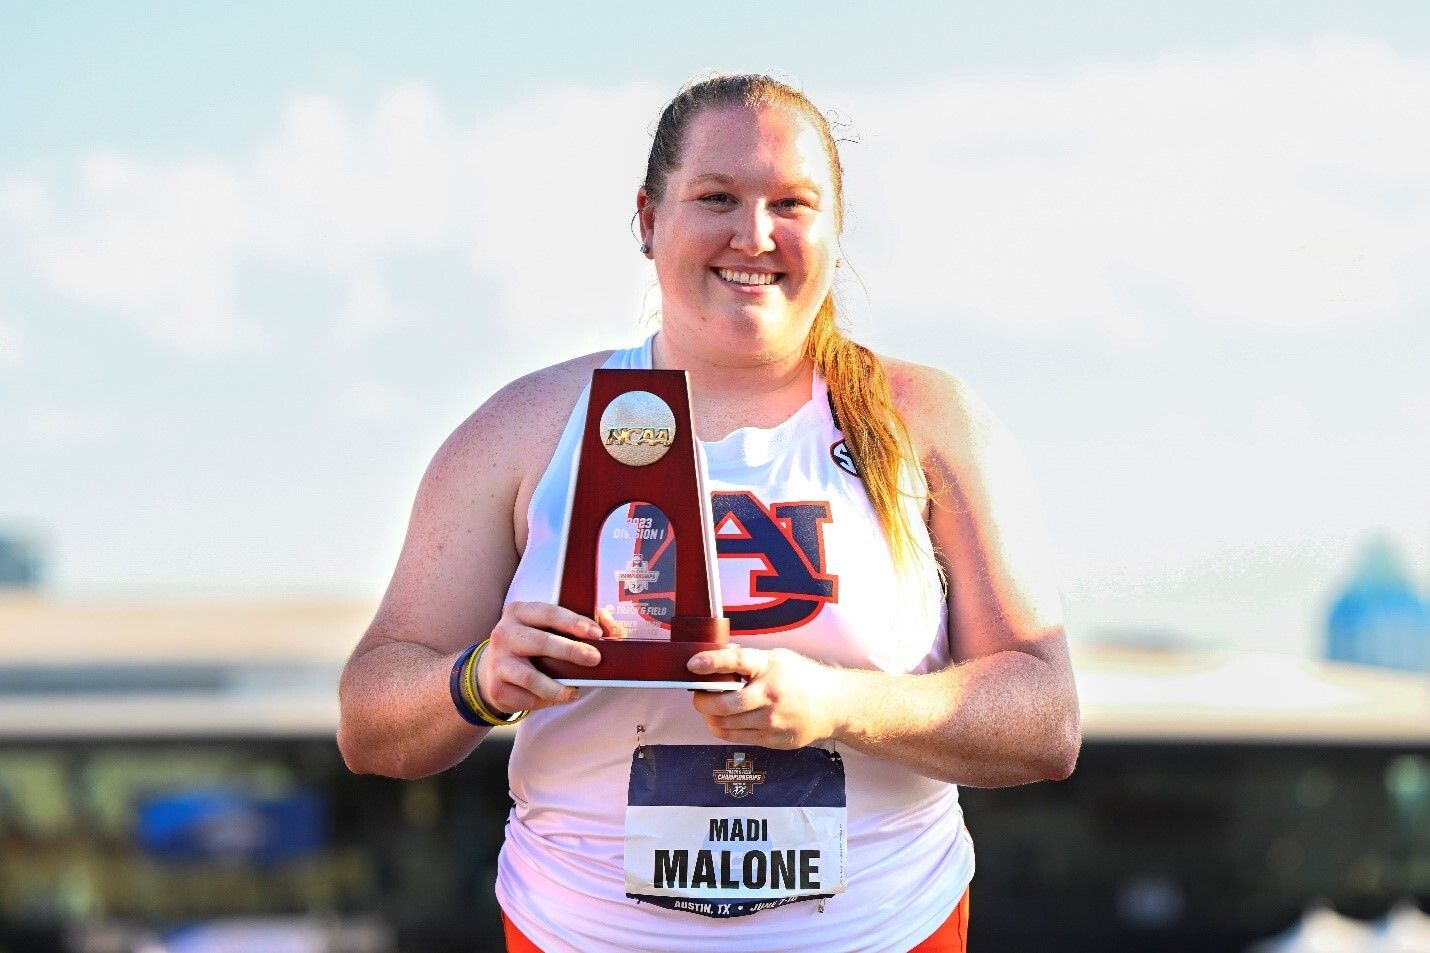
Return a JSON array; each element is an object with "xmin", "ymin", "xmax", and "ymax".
[
  {"xmin": 338, "ymin": 73, "xmax": 1079, "ymax": 953},
  {"xmin": 637, "ymin": 103, "xmax": 838, "ymax": 368}
]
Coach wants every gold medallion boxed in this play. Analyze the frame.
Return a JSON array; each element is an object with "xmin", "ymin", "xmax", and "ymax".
[{"xmin": 599, "ymin": 390, "xmax": 677, "ymax": 467}]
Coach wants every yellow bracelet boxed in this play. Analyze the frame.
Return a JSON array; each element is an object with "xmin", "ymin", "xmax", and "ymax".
[{"xmin": 463, "ymin": 638, "xmax": 528, "ymax": 727}]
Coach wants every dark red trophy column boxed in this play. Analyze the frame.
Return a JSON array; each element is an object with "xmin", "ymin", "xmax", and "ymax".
[{"xmin": 534, "ymin": 369, "xmax": 738, "ymax": 689}]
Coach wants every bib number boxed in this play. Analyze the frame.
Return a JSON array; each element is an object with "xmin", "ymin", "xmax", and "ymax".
[{"xmin": 624, "ymin": 745, "xmax": 847, "ymax": 918}]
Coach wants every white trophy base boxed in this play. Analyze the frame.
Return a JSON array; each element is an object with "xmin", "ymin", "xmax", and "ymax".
[{"xmin": 555, "ymin": 678, "xmax": 744, "ymax": 691}]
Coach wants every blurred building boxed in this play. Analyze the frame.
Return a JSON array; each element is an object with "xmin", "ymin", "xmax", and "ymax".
[
  {"xmin": 1327, "ymin": 539, "xmax": 1430, "ymax": 673},
  {"xmin": 0, "ymin": 531, "xmax": 44, "ymax": 589},
  {"xmin": 0, "ymin": 597, "xmax": 1427, "ymax": 953}
]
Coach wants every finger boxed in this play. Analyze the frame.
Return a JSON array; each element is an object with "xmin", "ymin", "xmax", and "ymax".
[
  {"xmin": 505, "ymin": 624, "xmax": 601, "ymax": 667},
  {"xmin": 477, "ymin": 657, "xmax": 543, "ymax": 713},
  {"xmin": 504, "ymin": 686, "xmax": 583, "ymax": 712},
  {"xmin": 595, "ymin": 605, "xmax": 628, "ymax": 640},
  {"xmin": 708, "ymin": 726, "xmax": 795, "ymax": 749},
  {"xmin": 509, "ymin": 601, "xmax": 602, "ymax": 640},
  {"xmin": 478, "ymin": 645, "xmax": 581, "ymax": 712},
  {"xmin": 483, "ymin": 652, "xmax": 543, "ymax": 712},
  {"xmin": 490, "ymin": 684, "xmax": 541, "ymax": 712},
  {"xmin": 688, "ymin": 645, "xmax": 770, "ymax": 679},
  {"xmin": 703, "ymin": 706, "xmax": 774, "ymax": 733},
  {"xmin": 494, "ymin": 654, "xmax": 578, "ymax": 705},
  {"xmin": 690, "ymin": 682, "xmax": 765, "ymax": 718}
]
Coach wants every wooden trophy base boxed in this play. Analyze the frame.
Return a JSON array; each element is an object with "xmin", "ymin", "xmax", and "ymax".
[{"xmin": 543, "ymin": 617, "xmax": 742, "ymax": 691}]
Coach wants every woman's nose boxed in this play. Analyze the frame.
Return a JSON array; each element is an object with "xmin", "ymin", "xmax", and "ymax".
[{"xmin": 729, "ymin": 201, "xmax": 776, "ymax": 255}]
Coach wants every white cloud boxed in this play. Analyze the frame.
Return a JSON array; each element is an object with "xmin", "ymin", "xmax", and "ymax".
[
  {"xmin": 1256, "ymin": 394, "xmax": 1313, "ymax": 441},
  {"xmin": 464, "ymin": 83, "xmax": 666, "ymax": 334},
  {"xmin": 0, "ymin": 311, "xmax": 23, "ymax": 368},
  {"xmin": 333, "ymin": 275, "xmax": 398, "ymax": 348},
  {"xmin": 840, "ymin": 38, "xmax": 1430, "ymax": 336},
  {"xmin": 251, "ymin": 85, "xmax": 465, "ymax": 268},
  {"xmin": 0, "ymin": 85, "xmax": 475, "ymax": 355},
  {"xmin": 0, "ymin": 403, "xmax": 120, "ymax": 451},
  {"xmin": 334, "ymin": 380, "xmax": 412, "ymax": 429},
  {"xmin": 80, "ymin": 152, "xmax": 141, "ymax": 197},
  {"xmin": 2, "ymin": 40, "xmax": 1427, "ymax": 359},
  {"xmin": 0, "ymin": 173, "xmax": 51, "ymax": 223},
  {"xmin": 38, "ymin": 159, "xmax": 262, "ymax": 354},
  {"xmin": 0, "ymin": 82, "xmax": 663, "ymax": 357}
]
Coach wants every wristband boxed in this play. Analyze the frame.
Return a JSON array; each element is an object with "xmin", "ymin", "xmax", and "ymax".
[
  {"xmin": 448, "ymin": 643, "xmax": 486, "ymax": 726},
  {"xmin": 454, "ymin": 639, "xmax": 529, "ymax": 727}
]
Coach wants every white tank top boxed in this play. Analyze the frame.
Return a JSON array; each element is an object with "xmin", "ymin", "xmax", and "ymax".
[{"xmin": 495, "ymin": 336, "xmax": 974, "ymax": 953}]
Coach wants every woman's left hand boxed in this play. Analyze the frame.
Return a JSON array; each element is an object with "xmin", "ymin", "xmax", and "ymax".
[{"xmin": 687, "ymin": 646, "xmax": 845, "ymax": 749}]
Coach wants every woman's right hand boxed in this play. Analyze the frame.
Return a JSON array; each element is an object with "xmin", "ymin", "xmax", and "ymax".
[{"xmin": 476, "ymin": 601, "xmax": 621, "ymax": 714}]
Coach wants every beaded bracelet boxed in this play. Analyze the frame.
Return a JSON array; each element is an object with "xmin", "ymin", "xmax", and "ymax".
[{"xmin": 449, "ymin": 639, "xmax": 528, "ymax": 727}]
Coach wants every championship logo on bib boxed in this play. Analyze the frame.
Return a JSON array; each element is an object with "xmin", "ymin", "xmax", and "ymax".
[
  {"xmin": 625, "ymin": 745, "xmax": 848, "ymax": 918},
  {"xmin": 713, "ymin": 752, "xmax": 765, "ymax": 799}
]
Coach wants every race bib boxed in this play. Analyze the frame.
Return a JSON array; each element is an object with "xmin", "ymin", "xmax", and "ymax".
[{"xmin": 624, "ymin": 745, "xmax": 847, "ymax": 918}]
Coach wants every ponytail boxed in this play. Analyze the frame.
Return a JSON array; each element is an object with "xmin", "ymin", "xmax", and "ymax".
[{"xmin": 807, "ymin": 295, "xmax": 926, "ymax": 574}]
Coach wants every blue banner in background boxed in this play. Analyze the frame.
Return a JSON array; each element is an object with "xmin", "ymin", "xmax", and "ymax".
[{"xmin": 137, "ymin": 788, "xmax": 325, "ymax": 864}]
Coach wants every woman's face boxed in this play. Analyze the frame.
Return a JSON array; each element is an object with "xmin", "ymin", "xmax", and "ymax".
[{"xmin": 639, "ymin": 105, "xmax": 840, "ymax": 368}]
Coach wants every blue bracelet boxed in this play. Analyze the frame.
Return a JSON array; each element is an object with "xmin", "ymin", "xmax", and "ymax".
[{"xmin": 449, "ymin": 643, "xmax": 485, "ymax": 727}]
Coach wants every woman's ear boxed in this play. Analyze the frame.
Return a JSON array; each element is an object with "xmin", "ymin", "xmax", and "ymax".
[{"xmin": 635, "ymin": 188, "xmax": 656, "ymax": 257}]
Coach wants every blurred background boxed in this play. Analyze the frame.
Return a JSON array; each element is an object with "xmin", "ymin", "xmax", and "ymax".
[{"xmin": 2, "ymin": 2, "xmax": 1427, "ymax": 950}]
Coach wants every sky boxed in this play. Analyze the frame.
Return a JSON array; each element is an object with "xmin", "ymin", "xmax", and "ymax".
[{"xmin": 2, "ymin": 2, "xmax": 1428, "ymax": 656}]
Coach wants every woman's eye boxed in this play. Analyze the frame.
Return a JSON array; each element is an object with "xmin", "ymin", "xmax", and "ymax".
[
  {"xmin": 777, "ymin": 197, "xmax": 814, "ymax": 211},
  {"xmin": 700, "ymin": 193, "xmax": 734, "ymax": 205}
]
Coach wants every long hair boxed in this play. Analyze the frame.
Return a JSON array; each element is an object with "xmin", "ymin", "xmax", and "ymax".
[{"xmin": 643, "ymin": 74, "xmax": 927, "ymax": 572}]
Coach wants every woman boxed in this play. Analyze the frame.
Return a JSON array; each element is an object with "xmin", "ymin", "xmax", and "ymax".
[{"xmin": 338, "ymin": 74, "xmax": 1079, "ymax": 952}]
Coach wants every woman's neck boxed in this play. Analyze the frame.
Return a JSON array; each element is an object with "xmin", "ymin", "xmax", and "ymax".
[{"xmin": 651, "ymin": 331, "xmax": 814, "ymax": 442}]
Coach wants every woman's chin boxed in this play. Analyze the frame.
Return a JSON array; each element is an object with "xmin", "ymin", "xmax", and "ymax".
[
  {"xmin": 662, "ymin": 303, "xmax": 812, "ymax": 363},
  {"xmin": 718, "ymin": 300, "xmax": 803, "ymax": 332},
  {"xmin": 714, "ymin": 315, "xmax": 814, "ymax": 364}
]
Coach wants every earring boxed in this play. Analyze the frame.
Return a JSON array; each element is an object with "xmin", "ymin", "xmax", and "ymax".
[{"xmin": 639, "ymin": 242, "xmax": 651, "ymax": 255}]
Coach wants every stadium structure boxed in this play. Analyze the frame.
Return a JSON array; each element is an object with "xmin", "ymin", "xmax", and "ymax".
[{"xmin": 1, "ymin": 597, "xmax": 1426, "ymax": 952}]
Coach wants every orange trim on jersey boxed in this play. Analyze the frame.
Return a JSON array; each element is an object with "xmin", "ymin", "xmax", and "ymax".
[
  {"xmin": 502, "ymin": 911, "xmax": 543, "ymax": 953},
  {"xmin": 501, "ymin": 888, "xmax": 969, "ymax": 953},
  {"xmin": 908, "ymin": 887, "xmax": 971, "ymax": 952}
]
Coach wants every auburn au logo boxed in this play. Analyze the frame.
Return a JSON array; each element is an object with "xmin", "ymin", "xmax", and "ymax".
[{"xmin": 624, "ymin": 492, "xmax": 838, "ymax": 635}]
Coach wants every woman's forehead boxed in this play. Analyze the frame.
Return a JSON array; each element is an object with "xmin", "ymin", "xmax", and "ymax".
[{"xmin": 675, "ymin": 105, "xmax": 834, "ymax": 189}]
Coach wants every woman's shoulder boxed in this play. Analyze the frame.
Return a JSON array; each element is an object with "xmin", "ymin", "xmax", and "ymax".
[
  {"xmin": 876, "ymin": 354, "xmax": 997, "ymax": 466},
  {"xmin": 486, "ymin": 349, "xmax": 616, "ymax": 424},
  {"xmin": 875, "ymin": 353, "xmax": 1042, "ymax": 525},
  {"xmin": 455, "ymin": 350, "xmax": 613, "ymax": 437},
  {"xmin": 431, "ymin": 349, "xmax": 616, "ymax": 485}
]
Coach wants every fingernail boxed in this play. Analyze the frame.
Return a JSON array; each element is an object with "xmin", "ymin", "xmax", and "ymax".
[
  {"xmin": 584, "ymin": 648, "xmax": 601, "ymax": 665},
  {"xmin": 687, "ymin": 657, "xmax": 707, "ymax": 673},
  {"xmin": 585, "ymin": 622, "xmax": 601, "ymax": 637}
]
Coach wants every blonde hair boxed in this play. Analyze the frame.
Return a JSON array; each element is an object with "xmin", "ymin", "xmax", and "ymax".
[{"xmin": 643, "ymin": 74, "xmax": 926, "ymax": 571}]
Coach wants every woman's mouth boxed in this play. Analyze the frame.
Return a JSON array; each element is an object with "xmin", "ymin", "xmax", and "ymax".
[{"xmin": 713, "ymin": 267, "xmax": 784, "ymax": 288}]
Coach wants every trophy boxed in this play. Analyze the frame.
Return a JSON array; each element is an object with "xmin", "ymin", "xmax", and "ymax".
[{"xmin": 534, "ymin": 369, "xmax": 741, "ymax": 690}]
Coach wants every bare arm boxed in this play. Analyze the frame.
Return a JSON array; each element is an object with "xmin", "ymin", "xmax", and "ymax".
[
  {"xmin": 337, "ymin": 358, "xmax": 609, "ymax": 780},
  {"xmin": 690, "ymin": 364, "xmax": 1080, "ymax": 787}
]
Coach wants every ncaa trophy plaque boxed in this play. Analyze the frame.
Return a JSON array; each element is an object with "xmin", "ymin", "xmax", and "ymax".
[{"xmin": 534, "ymin": 369, "xmax": 741, "ymax": 690}]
